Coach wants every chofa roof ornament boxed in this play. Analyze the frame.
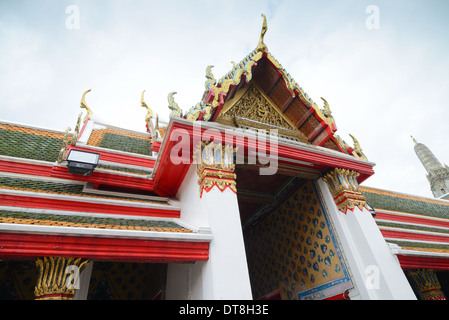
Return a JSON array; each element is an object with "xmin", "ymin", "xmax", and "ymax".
[
  {"xmin": 80, "ymin": 89, "xmax": 93, "ymax": 123},
  {"xmin": 256, "ymin": 14, "xmax": 268, "ymax": 53}
]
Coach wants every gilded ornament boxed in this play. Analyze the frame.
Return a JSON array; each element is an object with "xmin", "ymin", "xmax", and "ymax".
[
  {"xmin": 205, "ymin": 65, "xmax": 216, "ymax": 91},
  {"xmin": 168, "ymin": 92, "xmax": 183, "ymax": 118},
  {"xmin": 408, "ymin": 269, "xmax": 446, "ymax": 300},
  {"xmin": 57, "ymin": 127, "xmax": 72, "ymax": 163},
  {"xmin": 70, "ymin": 112, "xmax": 83, "ymax": 146},
  {"xmin": 141, "ymin": 90, "xmax": 153, "ymax": 124},
  {"xmin": 34, "ymin": 256, "xmax": 89, "ymax": 300},
  {"xmin": 323, "ymin": 168, "xmax": 368, "ymax": 213},
  {"xmin": 349, "ymin": 134, "xmax": 367, "ymax": 161},
  {"xmin": 80, "ymin": 89, "xmax": 93, "ymax": 123},
  {"xmin": 194, "ymin": 142, "xmax": 237, "ymax": 197},
  {"xmin": 256, "ymin": 13, "xmax": 268, "ymax": 52}
]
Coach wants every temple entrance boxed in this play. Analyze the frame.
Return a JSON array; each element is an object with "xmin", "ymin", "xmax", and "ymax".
[
  {"xmin": 0, "ymin": 259, "xmax": 167, "ymax": 300},
  {"xmin": 236, "ymin": 165, "xmax": 353, "ymax": 300}
]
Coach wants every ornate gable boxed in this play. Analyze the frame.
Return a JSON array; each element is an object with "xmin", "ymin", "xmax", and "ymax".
[{"xmin": 216, "ymin": 84, "xmax": 308, "ymax": 142}]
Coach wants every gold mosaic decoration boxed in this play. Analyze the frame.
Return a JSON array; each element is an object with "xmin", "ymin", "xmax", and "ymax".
[
  {"xmin": 34, "ymin": 256, "xmax": 89, "ymax": 300},
  {"xmin": 244, "ymin": 180, "xmax": 351, "ymax": 299},
  {"xmin": 408, "ymin": 269, "xmax": 446, "ymax": 300},
  {"xmin": 322, "ymin": 168, "xmax": 368, "ymax": 213},
  {"xmin": 194, "ymin": 142, "xmax": 237, "ymax": 197}
]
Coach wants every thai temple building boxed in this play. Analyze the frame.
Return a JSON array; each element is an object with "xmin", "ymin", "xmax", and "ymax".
[{"xmin": 1, "ymin": 16, "xmax": 449, "ymax": 301}]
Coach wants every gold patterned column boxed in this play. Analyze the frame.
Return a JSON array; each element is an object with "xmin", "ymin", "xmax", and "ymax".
[
  {"xmin": 34, "ymin": 257, "xmax": 89, "ymax": 300},
  {"xmin": 194, "ymin": 142, "xmax": 237, "ymax": 197},
  {"xmin": 408, "ymin": 269, "xmax": 446, "ymax": 300},
  {"xmin": 322, "ymin": 168, "xmax": 368, "ymax": 213}
]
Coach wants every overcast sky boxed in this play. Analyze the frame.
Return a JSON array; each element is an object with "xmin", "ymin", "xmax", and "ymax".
[{"xmin": 1, "ymin": 0, "xmax": 448, "ymax": 198}]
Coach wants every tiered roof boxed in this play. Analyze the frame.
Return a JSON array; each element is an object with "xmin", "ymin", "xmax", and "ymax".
[
  {"xmin": 362, "ymin": 186, "xmax": 449, "ymax": 269},
  {"xmin": 0, "ymin": 119, "xmax": 211, "ymax": 262}
]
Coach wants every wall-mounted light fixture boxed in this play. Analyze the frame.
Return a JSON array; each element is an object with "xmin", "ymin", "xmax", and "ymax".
[{"xmin": 66, "ymin": 149, "xmax": 100, "ymax": 176}]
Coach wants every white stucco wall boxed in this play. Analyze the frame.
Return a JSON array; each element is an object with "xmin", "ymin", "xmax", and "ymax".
[
  {"xmin": 316, "ymin": 178, "xmax": 416, "ymax": 300},
  {"xmin": 166, "ymin": 164, "xmax": 252, "ymax": 300}
]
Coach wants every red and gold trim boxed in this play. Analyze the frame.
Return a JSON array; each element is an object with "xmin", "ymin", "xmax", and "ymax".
[
  {"xmin": 407, "ymin": 269, "xmax": 446, "ymax": 300},
  {"xmin": 34, "ymin": 256, "xmax": 89, "ymax": 300},
  {"xmin": 194, "ymin": 142, "xmax": 237, "ymax": 198},
  {"xmin": 323, "ymin": 168, "xmax": 368, "ymax": 214}
]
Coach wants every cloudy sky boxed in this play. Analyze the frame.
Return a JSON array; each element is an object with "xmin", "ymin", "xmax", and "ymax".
[{"xmin": 1, "ymin": 0, "xmax": 448, "ymax": 198}]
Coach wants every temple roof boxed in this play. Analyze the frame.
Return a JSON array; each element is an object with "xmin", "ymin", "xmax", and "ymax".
[
  {"xmin": 0, "ymin": 122, "xmax": 65, "ymax": 162},
  {"xmin": 362, "ymin": 186, "xmax": 449, "ymax": 257},
  {"xmin": 165, "ymin": 15, "xmax": 368, "ymax": 162},
  {"xmin": 0, "ymin": 209, "xmax": 190, "ymax": 233},
  {"xmin": 86, "ymin": 127, "xmax": 152, "ymax": 156},
  {"xmin": 0, "ymin": 119, "xmax": 211, "ymax": 258}
]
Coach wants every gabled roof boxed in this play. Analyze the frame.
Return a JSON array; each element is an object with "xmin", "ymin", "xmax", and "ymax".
[{"xmin": 173, "ymin": 15, "xmax": 367, "ymax": 162}]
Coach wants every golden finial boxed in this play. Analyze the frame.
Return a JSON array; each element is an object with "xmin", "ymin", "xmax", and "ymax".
[
  {"xmin": 256, "ymin": 13, "xmax": 268, "ymax": 52},
  {"xmin": 411, "ymin": 135, "xmax": 418, "ymax": 144},
  {"xmin": 141, "ymin": 90, "xmax": 153, "ymax": 124},
  {"xmin": 80, "ymin": 89, "xmax": 93, "ymax": 123}
]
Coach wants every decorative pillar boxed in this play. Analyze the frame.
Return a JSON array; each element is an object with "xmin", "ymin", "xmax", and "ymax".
[
  {"xmin": 408, "ymin": 269, "xmax": 446, "ymax": 300},
  {"xmin": 194, "ymin": 141, "xmax": 237, "ymax": 197},
  {"xmin": 322, "ymin": 168, "xmax": 368, "ymax": 213},
  {"xmin": 34, "ymin": 257, "xmax": 89, "ymax": 300}
]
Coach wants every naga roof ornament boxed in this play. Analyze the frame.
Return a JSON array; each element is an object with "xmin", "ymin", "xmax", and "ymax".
[
  {"xmin": 168, "ymin": 92, "xmax": 183, "ymax": 119},
  {"xmin": 141, "ymin": 90, "xmax": 153, "ymax": 124}
]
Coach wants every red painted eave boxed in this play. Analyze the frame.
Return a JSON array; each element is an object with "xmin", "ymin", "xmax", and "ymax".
[{"xmin": 0, "ymin": 232, "xmax": 209, "ymax": 263}]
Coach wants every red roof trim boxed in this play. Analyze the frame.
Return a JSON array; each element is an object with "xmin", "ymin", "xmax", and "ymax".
[
  {"xmin": 0, "ymin": 232, "xmax": 209, "ymax": 263},
  {"xmin": 398, "ymin": 255, "xmax": 449, "ymax": 270},
  {"xmin": 0, "ymin": 194, "xmax": 179, "ymax": 218}
]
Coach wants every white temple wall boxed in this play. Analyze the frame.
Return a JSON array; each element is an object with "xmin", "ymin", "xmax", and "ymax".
[
  {"xmin": 316, "ymin": 178, "xmax": 416, "ymax": 300},
  {"xmin": 166, "ymin": 164, "xmax": 252, "ymax": 300}
]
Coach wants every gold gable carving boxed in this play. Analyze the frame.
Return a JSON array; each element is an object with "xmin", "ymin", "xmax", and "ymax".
[{"xmin": 216, "ymin": 85, "xmax": 308, "ymax": 142}]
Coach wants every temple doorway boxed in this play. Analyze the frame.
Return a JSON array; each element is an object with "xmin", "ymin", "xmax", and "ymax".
[{"xmin": 236, "ymin": 165, "xmax": 353, "ymax": 300}]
